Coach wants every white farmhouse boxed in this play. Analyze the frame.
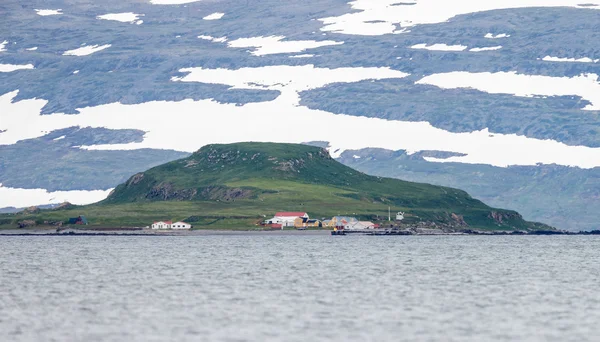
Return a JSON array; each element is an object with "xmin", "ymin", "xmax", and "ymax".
[
  {"xmin": 151, "ymin": 221, "xmax": 172, "ymax": 229},
  {"xmin": 171, "ymin": 221, "xmax": 192, "ymax": 230},
  {"xmin": 265, "ymin": 212, "xmax": 309, "ymax": 227}
]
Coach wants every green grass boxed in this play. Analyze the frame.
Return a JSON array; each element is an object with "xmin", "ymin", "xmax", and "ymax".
[{"xmin": 0, "ymin": 143, "xmax": 553, "ymax": 231}]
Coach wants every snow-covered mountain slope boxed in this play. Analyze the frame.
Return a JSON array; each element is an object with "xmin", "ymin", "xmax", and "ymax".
[{"xmin": 0, "ymin": 0, "xmax": 598, "ymax": 230}]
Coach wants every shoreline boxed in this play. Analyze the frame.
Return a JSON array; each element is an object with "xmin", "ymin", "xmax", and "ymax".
[
  {"xmin": 0, "ymin": 228, "xmax": 598, "ymax": 236},
  {"xmin": 0, "ymin": 228, "xmax": 333, "ymax": 236}
]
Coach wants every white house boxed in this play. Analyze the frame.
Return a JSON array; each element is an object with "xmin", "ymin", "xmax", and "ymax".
[
  {"xmin": 151, "ymin": 221, "xmax": 172, "ymax": 229},
  {"xmin": 171, "ymin": 221, "xmax": 192, "ymax": 230},
  {"xmin": 355, "ymin": 221, "xmax": 376, "ymax": 229},
  {"xmin": 396, "ymin": 212, "xmax": 405, "ymax": 221},
  {"xmin": 265, "ymin": 212, "xmax": 309, "ymax": 227}
]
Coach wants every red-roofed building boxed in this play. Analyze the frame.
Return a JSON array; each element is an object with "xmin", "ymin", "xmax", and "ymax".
[{"xmin": 265, "ymin": 212, "xmax": 309, "ymax": 228}]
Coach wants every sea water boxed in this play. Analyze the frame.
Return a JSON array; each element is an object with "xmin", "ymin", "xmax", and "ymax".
[{"xmin": 1, "ymin": 235, "xmax": 598, "ymax": 341}]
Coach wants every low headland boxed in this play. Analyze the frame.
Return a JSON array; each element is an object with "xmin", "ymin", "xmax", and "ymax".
[{"xmin": 0, "ymin": 142, "xmax": 567, "ymax": 235}]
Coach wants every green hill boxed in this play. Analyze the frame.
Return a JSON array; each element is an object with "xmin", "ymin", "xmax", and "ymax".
[{"xmin": 2, "ymin": 143, "xmax": 552, "ymax": 231}]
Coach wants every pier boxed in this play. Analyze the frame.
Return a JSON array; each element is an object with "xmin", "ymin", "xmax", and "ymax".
[{"xmin": 331, "ymin": 228, "xmax": 412, "ymax": 236}]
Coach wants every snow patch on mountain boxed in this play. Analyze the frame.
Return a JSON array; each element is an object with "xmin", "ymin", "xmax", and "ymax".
[
  {"xmin": 203, "ymin": 12, "xmax": 224, "ymax": 20},
  {"xmin": 26, "ymin": 47, "xmax": 38, "ymax": 51},
  {"xmin": 485, "ymin": 33, "xmax": 511, "ymax": 39},
  {"xmin": 0, "ymin": 64, "xmax": 34, "ymax": 72},
  {"xmin": 227, "ymin": 36, "xmax": 343, "ymax": 56},
  {"xmin": 417, "ymin": 71, "xmax": 600, "ymax": 110},
  {"xmin": 0, "ymin": 41, "xmax": 7, "ymax": 52},
  {"xmin": 542, "ymin": 56, "xmax": 599, "ymax": 63},
  {"xmin": 171, "ymin": 65, "xmax": 407, "ymax": 104},
  {"xmin": 198, "ymin": 35, "xmax": 228, "ymax": 43},
  {"xmin": 290, "ymin": 54, "xmax": 315, "ymax": 58},
  {"xmin": 68, "ymin": 100, "xmax": 600, "ymax": 169},
  {"xmin": 320, "ymin": 0, "xmax": 600, "ymax": 35},
  {"xmin": 97, "ymin": 13, "xmax": 144, "ymax": 25},
  {"xmin": 470, "ymin": 46, "xmax": 503, "ymax": 52},
  {"xmin": 35, "ymin": 9, "xmax": 62, "ymax": 16},
  {"xmin": 411, "ymin": 43, "xmax": 467, "ymax": 51},
  {"xmin": 0, "ymin": 183, "xmax": 113, "ymax": 208},
  {"xmin": 63, "ymin": 44, "xmax": 112, "ymax": 56},
  {"xmin": 2, "ymin": 63, "xmax": 600, "ymax": 169}
]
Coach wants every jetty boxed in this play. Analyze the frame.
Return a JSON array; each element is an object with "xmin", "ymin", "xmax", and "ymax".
[{"xmin": 331, "ymin": 228, "xmax": 413, "ymax": 236}]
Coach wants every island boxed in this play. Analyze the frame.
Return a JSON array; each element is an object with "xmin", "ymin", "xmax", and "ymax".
[{"xmin": 0, "ymin": 142, "xmax": 555, "ymax": 234}]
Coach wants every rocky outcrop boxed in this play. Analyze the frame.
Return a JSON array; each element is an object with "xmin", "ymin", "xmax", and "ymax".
[
  {"xmin": 144, "ymin": 183, "xmax": 252, "ymax": 201},
  {"xmin": 127, "ymin": 173, "xmax": 145, "ymax": 186},
  {"xmin": 24, "ymin": 206, "xmax": 40, "ymax": 214},
  {"xmin": 274, "ymin": 159, "xmax": 305, "ymax": 172},
  {"xmin": 146, "ymin": 182, "xmax": 197, "ymax": 201},
  {"xmin": 488, "ymin": 211, "xmax": 522, "ymax": 224},
  {"xmin": 451, "ymin": 213, "xmax": 468, "ymax": 226},
  {"xmin": 199, "ymin": 186, "xmax": 253, "ymax": 201}
]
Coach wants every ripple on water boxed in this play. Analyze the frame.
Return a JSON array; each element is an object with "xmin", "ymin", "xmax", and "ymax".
[{"xmin": 0, "ymin": 235, "xmax": 599, "ymax": 342}]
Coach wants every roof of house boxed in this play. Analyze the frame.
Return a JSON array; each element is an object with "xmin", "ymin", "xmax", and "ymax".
[
  {"xmin": 275, "ymin": 212, "xmax": 308, "ymax": 217},
  {"xmin": 334, "ymin": 216, "xmax": 358, "ymax": 224},
  {"xmin": 307, "ymin": 219, "xmax": 320, "ymax": 223},
  {"xmin": 172, "ymin": 221, "xmax": 190, "ymax": 225},
  {"xmin": 154, "ymin": 221, "xmax": 172, "ymax": 224}
]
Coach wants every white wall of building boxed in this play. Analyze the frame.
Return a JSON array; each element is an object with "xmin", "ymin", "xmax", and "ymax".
[
  {"xmin": 171, "ymin": 222, "xmax": 192, "ymax": 230},
  {"xmin": 273, "ymin": 214, "xmax": 309, "ymax": 227},
  {"xmin": 151, "ymin": 221, "xmax": 171, "ymax": 229}
]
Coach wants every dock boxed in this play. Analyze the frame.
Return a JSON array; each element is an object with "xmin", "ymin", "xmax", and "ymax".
[{"xmin": 331, "ymin": 228, "xmax": 412, "ymax": 236}]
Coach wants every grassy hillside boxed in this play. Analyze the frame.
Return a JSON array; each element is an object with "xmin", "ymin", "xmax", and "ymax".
[{"xmin": 1, "ymin": 143, "xmax": 552, "ymax": 231}]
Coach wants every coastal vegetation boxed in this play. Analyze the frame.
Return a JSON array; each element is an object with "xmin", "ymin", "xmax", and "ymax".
[{"xmin": 0, "ymin": 143, "xmax": 552, "ymax": 231}]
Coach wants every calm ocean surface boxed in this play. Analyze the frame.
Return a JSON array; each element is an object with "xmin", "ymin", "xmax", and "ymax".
[{"xmin": 1, "ymin": 235, "xmax": 599, "ymax": 342}]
